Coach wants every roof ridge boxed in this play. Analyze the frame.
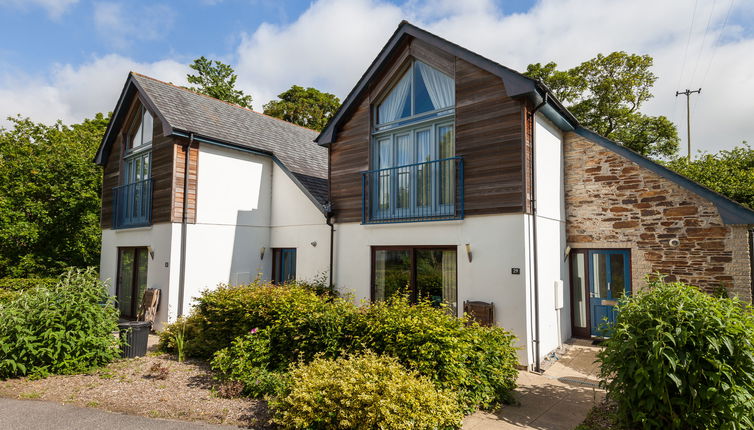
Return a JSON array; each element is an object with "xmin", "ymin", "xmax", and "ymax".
[{"xmin": 129, "ymin": 71, "xmax": 319, "ymax": 135}]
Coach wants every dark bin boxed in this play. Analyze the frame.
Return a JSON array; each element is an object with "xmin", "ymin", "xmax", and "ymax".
[{"xmin": 117, "ymin": 321, "xmax": 151, "ymax": 358}]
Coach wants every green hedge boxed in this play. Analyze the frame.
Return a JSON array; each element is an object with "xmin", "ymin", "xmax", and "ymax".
[
  {"xmin": 598, "ymin": 278, "xmax": 754, "ymax": 429},
  {"xmin": 164, "ymin": 283, "xmax": 519, "ymax": 416},
  {"xmin": 0, "ymin": 268, "xmax": 120, "ymax": 378},
  {"xmin": 270, "ymin": 352, "xmax": 463, "ymax": 429},
  {"xmin": 0, "ymin": 278, "xmax": 57, "ymax": 291},
  {"xmin": 158, "ymin": 283, "xmax": 353, "ymax": 359}
]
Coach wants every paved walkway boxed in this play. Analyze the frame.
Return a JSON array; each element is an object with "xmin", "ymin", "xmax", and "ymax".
[
  {"xmin": 463, "ymin": 340, "xmax": 605, "ymax": 430},
  {"xmin": 0, "ymin": 398, "xmax": 239, "ymax": 430}
]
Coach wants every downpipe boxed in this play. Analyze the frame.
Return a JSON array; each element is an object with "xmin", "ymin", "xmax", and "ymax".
[
  {"xmin": 529, "ymin": 93, "xmax": 547, "ymax": 373},
  {"xmin": 177, "ymin": 132, "xmax": 193, "ymax": 318}
]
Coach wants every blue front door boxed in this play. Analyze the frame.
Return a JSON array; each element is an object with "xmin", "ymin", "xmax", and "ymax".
[{"xmin": 588, "ymin": 250, "xmax": 630, "ymax": 336}]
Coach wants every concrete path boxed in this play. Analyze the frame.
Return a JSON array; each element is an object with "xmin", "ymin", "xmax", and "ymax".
[
  {"xmin": 463, "ymin": 340, "xmax": 605, "ymax": 430},
  {"xmin": 0, "ymin": 398, "xmax": 239, "ymax": 430}
]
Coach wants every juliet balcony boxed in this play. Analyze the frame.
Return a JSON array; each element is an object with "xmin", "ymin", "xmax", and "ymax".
[
  {"xmin": 113, "ymin": 179, "xmax": 153, "ymax": 229},
  {"xmin": 361, "ymin": 157, "xmax": 464, "ymax": 224}
]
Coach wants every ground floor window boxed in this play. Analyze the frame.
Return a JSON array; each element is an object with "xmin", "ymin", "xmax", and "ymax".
[
  {"xmin": 117, "ymin": 247, "xmax": 148, "ymax": 319},
  {"xmin": 272, "ymin": 248, "xmax": 297, "ymax": 283},
  {"xmin": 372, "ymin": 246, "xmax": 457, "ymax": 313}
]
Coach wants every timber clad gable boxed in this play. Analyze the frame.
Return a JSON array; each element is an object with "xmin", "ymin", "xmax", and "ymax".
[{"xmin": 327, "ymin": 37, "xmax": 529, "ymax": 222}]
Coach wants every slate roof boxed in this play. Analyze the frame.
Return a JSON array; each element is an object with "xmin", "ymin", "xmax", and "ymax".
[{"xmin": 96, "ymin": 72, "xmax": 329, "ymax": 207}]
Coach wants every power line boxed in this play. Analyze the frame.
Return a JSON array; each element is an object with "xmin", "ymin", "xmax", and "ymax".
[
  {"xmin": 689, "ymin": 0, "xmax": 717, "ymax": 85},
  {"xmin": 694, "ymin": 0, "xmax": 736, "ymax": 116},
  {"xmin": 675, "ymin": 0, "xmax": 699, "ymax": 91}
]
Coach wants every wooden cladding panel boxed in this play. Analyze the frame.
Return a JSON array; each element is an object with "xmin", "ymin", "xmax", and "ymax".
[
  {"xmin": 330, "ymin": 98, "xmax": 370, "ymax": 223},
  {"xmin": 100, "ymin": 133, "xmax": 122, "ymax": 229},
  {"xmin": 150, "ymin": 131, "xmax": 176, "ymax": 224},
  {"xmin": 171, "ymin": 139, "xmax": 199, "ymax": 224},
  {"xmin": 455, "ymin": 58, "xmax": 525, "ymax": 215},
  {"xmin": 328, "ymin": 40, "xmax": 527, "ymax": 222}
]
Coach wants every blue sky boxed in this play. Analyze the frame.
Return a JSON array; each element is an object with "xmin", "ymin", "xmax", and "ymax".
[{"xmin": 0, "ymin": 0, "xmax": 751, "ymax": 153}]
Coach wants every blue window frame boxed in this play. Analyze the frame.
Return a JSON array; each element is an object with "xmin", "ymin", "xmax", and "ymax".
[
  {"xmin": 367, "ymin": 60, "xmax": 457, "ymax": 223},
  {"xmin": 272, "ymin": 248, "xmax": 297, "ymax": 283},
  {"xmin": 113, "ymin": 103, "xmax": 154, "ymax": 229}
]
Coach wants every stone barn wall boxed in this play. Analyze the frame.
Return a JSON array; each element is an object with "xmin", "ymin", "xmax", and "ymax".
[{"xmin": 564, "ymin": 132, "xmax": 752, "ymax": 301}]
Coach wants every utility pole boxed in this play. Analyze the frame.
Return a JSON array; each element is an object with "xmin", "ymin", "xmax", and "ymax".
[{"xmin": 676, "ymin": 88, "xmax": 701, "ymax": 160}]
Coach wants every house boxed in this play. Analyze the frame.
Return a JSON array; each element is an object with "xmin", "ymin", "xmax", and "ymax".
[
  {"xmin": 315, "ymin": 22, "xmax": 754, "ymax": 368},
  {"xmin": 95, "ymin": 21, "xmax": 754, "ymax": 369},
  {"xmin": 94, "ymin": 73, "xmax": 332, "ymax": 326}
]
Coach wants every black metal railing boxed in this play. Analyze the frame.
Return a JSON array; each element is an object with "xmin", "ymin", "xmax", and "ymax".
[
  {"xmin": 113, "ymin": 179, "xmax": 153, "ymax": 229},
  {"xmin": 361, "ymin": 157, "xmax": 463, "ymax": 224}
]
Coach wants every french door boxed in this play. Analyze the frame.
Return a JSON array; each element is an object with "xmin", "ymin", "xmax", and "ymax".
[
  {"xmin": 570, "ymin": 249, "xmax": 631, "ymax": 338},
  {"xmin": 116, "ymin": 247, "xmax": 148, "ymax": 319}
]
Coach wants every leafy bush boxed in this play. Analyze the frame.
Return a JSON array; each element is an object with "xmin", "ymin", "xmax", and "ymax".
[
  {"xmin": 0, "ymin": 268, "xmax": 120, "ymax": 378},
  {"xmin": 168, "ymin": 283, "xmax": 519, "ymax": 414},
  {"xmin": 159, "ymin": 282, "xmax": 356, "ymax": 359},
  {"xmin": 0, "ymin": 278, "xmax": 57, "ymax": 291},
  {"xmin": 355, "ymin": 296, "xmax": 518, "ymax": 412},
  {"xmin": 270, "ymin": 352, "xmax": 463, "ymax": 430},
  {"xmin": 211, "ymin": 329, "xmax": 290, "ymax": 397},
  {"xmin": 598, "ymin": 278, "xmax": 754, "ymax": 429}
]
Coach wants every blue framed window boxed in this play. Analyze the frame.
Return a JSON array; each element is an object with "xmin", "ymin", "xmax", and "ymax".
[
  {"xmin": 113, "ymin": 104, "xmax": 153, "ymax": 229},
  {"xmin": 272, "ymin": 248, "xmax": 297, "ymax": 283},
  {"xmin": 366, "ymin": 60, "xmax": 458, "ymax": 223}
]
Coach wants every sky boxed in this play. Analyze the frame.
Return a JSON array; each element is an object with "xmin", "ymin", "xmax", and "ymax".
[{"xmin": 0, "ymin": 0, "xmax": 752, "ymax": 155}]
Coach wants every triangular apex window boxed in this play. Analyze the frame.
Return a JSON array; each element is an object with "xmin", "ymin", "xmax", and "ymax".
[
  {"xmin": 376, "ymin": 60, "xmax": 454, "ymax": 125},
  {"xmin": 127, "ymin": 104, "xmax": 154, "ymax": 150}
]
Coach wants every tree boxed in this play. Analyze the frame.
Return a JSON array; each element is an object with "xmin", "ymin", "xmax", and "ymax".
[
  {"xmin": 263, "ymin": 85, "xmax": 340, "ymax": 131},
  {"xmin": 186, "ymin": 56, "xmax": 253, "ymax": 109},
  {"xmin": 665, "ymin": 144, "xmax": 754, "ymax": 209},
  {"xmin": 525, "ymin": 52, "xmax": 679, "ymax": 158},
  {"xmin": 0, "ymin": 114, "xmax": 108, "ymax": 277}
]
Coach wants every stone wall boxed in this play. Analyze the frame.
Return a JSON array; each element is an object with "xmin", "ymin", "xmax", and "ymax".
[{"xmin": 564, "ymin": 132, "xmax": 752, "ymax": 301}]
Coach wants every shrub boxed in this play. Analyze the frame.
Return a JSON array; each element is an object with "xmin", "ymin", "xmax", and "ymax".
[
  {"xmin": 355, "ymin": 296, "xmax": 519, "ymax": 412},
  {"xmin": 0, "ymin": 278, "xmax": 57, "ymax": 291},
  {"xmin": 598, "ymin": 278, "xmax": 754, "ymax": 429},
  {"xmin": 0, "ymin": 268, "xmax": 120, "ymax": 378},
  {"xmin": 270, "ymin": 352, "xmax": 463, "ymax": 430},
  {"xmin": 168, "ymin": 284, "xmax": 519, "ymax": 414},
  {"xmin": 159, "ymin": 283, "xmax": 356, "ymax": 359},
  {"xmin": 211, "ymin": 329, "xmax": 290, "ymax": 397}
]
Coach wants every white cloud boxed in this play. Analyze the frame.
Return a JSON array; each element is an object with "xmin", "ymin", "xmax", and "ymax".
[
  {"xmin": 94, "ymin": 2, "xmax": 176, "ymax": 49},
  {"xmin": 2, "ymin": 0, "xmax": 753, "ymax": 154},
  {"xmin": 234, "ymin": 0, "xmax": 754, "ymax": 153},
  {"xmin": 0, "ymin": 0, "xmax": 78, "ymax": 19},
  {"xmin": 0, "ymin": 55, "xmax": 188, "ymax": 126}
]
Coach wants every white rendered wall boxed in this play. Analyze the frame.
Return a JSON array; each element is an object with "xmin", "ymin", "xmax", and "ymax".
[
  {"xmin": 529, "ymin": 114, "xmax": 569, "ymax": 365},
  {"xmin": 99, "ymin": 223, "xmax": 178, "ymax": 328},
  {"xmin": 333, "ymin": 214, "xmax": 531, "ymax": 364},
  {"xmin": 269, "ymin": 163, "xmax": 330, "ymax": 283},
  {"xmin": 179, "ymin": 144, "xmax": 273, "ymax": 316}
]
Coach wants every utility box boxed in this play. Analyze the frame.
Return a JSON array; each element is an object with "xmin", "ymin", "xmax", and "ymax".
[
  {"xmin": 463, "ymin": 301, "xmax": 494, "ymax": 327},
  {"xmin": 554, "ymin": 280, "xmax": 564, "ymax": 310}
]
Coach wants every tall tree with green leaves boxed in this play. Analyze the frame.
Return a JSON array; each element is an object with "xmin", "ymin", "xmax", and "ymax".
[
  {"xmin": 0, "ymin": 114, "xmax": 109, "ymax": 277},
  {"xmin": 263, "ymin": 85, "xmax": 340, "ymax": 131},
  {"xmin": 525, "ymin": 52, "xmax": 679, "ymax": 158},
  {"xmin": 186, "ymin": 56, "xmax": 253, "ymax": 109},
  {"xmin": 665, "ymin": 144, "xmax": 754, "ymax": 209}
]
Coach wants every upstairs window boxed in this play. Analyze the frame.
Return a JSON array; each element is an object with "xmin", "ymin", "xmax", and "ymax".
[
  {"xmin": 364, "ymin": 60, "xmax": 459, "ymax": 222},
  {"xmin": 376, "ymin": 60, "xmax": 454, "ymax": 131},
  {"xmin": 124, "ymin": 105, "xmax": 153, "ymax": 185},
  {"xmin": 128, "ymin": 105, "xmax": 153, "ymax": 151}
]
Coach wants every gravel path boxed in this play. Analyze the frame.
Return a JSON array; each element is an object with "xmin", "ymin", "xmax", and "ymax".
[{"xmin": 0, "ymin": 355, "xmax": 270, "ymax": 429}]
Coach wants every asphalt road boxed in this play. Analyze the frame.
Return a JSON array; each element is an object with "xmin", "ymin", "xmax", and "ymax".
[{"xmin": 0, "ymin": 398, "xmax": 240, "ymax": 430}]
